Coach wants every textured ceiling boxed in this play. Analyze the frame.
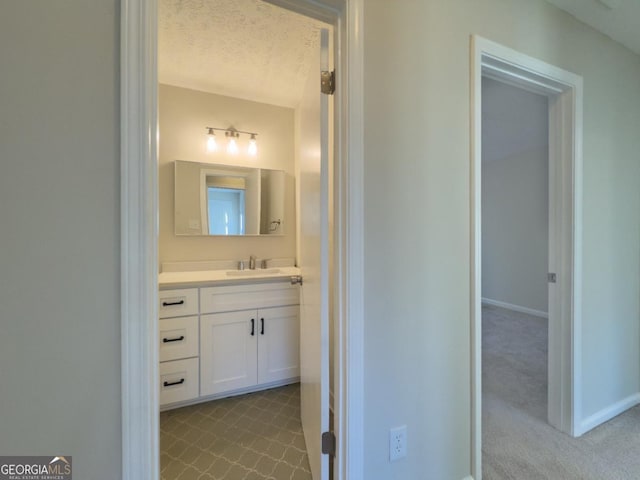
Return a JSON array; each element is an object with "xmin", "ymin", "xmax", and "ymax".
[
  {"xmin": 546, "ymin": 0, "xmax": 640, "ymax": 55},
  {"xmin": 159, "ymin": 0, "xmax": 324, "ymax": 108}
]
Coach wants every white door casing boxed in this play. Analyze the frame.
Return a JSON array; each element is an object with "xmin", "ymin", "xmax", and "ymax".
[
  {"xmin": 470, "ymin": 35, "xmax": 583, "ymax": 480},
  {"xmin": 120, "ymin": 1, "xmax": 365, "ymax": 479}
]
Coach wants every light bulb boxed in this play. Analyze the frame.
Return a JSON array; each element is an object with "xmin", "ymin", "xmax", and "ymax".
[
  {"xmin": 226, "ymin": 132, "xmax": 239, "ymax": 154},
  {"xmin": 227, "ymin": 137, "xmax": 239, "ymax": 155},
  {"xmin": 206, "ymin": 128, "xmax": 218, "ymax": 152},
  {"xmin": 248, "ymin": 134, "xmax": 257, "ymax": 156}
]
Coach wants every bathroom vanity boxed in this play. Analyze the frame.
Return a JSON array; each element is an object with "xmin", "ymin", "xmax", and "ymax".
[{"xmin": 158, "ymin": 266, "xmax": 301, "ymax": 410}]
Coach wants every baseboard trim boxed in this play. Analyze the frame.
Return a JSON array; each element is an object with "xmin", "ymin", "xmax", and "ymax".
[
  {"xmin": 482, "ymin": 297, "xmax": 548, "ymax": 319},
  {"xmin": 576, "ymin": 392, "xmax": 640, "ymax": 436},
  {"xmin": 160, "ymin": 377, "xmax": 300, "ymax": 412}
]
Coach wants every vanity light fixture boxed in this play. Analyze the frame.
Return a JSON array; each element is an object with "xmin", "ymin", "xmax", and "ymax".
[
  {"xmin": 204, "ymin": 126, "xmax": 259, "ymax": 156},
  {"xmin": 206, "ymin": 127, "xmax": 218, "ymax": 152}
]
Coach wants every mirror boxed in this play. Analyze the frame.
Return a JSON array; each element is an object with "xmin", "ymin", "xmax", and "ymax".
[{"xmin": 174, "ymin": 160, "xmax": 285, "ymax": 236}]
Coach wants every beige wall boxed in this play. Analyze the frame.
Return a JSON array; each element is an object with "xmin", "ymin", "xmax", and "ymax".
[
  {"xmin": 159, "ymin": 84, "xmax": 296, "ymax": 265},
  {"xmin": 364, "ymin": 1, "xmax": 640, "ymax": 479},
  {"xmin": 0, "ymin": 1, "xmax": 121, "ymax": 478}
]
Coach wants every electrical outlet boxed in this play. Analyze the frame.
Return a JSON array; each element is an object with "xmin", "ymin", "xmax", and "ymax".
[{"xmin": 389, "ymin": 425, "xmax": 407, "ymax": 461}]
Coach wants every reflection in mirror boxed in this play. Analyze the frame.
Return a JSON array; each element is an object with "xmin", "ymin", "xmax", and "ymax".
[
  {"xmin": 174, "ymin": 160, "xmax": 285, "ymax": 236},
  {"xmin": 207, "ymin": 176, "xmax": 246, "ymax": 235}
]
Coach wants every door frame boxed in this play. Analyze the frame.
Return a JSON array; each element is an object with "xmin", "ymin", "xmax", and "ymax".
[
  {"xmin": 120, "ymin": 1, "xmax": 364, "ymax": 480},
  {"xmin": 470, "ymin": 36, "xmax": 583, "ymax": 479}
]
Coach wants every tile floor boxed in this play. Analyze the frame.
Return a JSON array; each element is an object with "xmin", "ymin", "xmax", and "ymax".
[{"xmin": 160, "ymin": 384, "xmax": 312, "ymax": 480}]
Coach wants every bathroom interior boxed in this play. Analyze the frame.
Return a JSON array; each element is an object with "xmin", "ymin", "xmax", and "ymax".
[{"xmin": 156, "ymin": 1, "xmax": 333, "ymax": 479}]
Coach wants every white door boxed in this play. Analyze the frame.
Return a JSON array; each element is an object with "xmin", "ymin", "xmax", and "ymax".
[
  {"xmin": 257, "ymin": 306, "xmax": 300, "ymax": 384},
  {"xmin": 200, "ymin": 311, "xmax": 258, "ymax": 396},
  {"xmin": 299, "ymin": 28, "xmax": 330, "ymax": 480}
]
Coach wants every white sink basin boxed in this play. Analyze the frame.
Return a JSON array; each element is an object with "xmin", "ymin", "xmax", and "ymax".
[{"xmin": 226, "ymin": 268, "xmax": 282, "ymax": 277}]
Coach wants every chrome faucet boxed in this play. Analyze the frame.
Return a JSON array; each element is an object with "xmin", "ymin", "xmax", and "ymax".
[{"xmin": 249, "ymin": 255, "xmax": 256, "ymax": 270}]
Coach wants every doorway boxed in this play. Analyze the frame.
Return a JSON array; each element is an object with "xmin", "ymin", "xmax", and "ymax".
[
  {"xmin": 156, "ymin": 1, "xmax": 331, "ymax": 479},
  {"xmin": 480, "ymin": 74, "xmax": 550, "ymax": 477},
  {"xmin": 121, "ymin": 1, "xmax": 365, "ymax": 480},
  {"xmin": 121, "ymin": 0, "xmax": 364, "ymax": 480},
  {"xmin": 470, "ymin": 36, "xmax": 584, "ymax": 479}
]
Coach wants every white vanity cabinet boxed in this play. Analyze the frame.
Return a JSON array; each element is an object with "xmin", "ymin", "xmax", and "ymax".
[
  {"xmin": 199, "ymin": 283, "xmax": 300, "ymax": 398},
  {"xmin": 159, "ymin": 278, "xmax": 300, "ymax": 410}
]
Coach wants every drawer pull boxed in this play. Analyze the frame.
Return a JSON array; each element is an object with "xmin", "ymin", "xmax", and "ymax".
[
  {"xmin": 260, "ymin": 318, "xmax": 265, "ymax": 335},
  {"xmin": 162, "ymin": 299, "xmax": 185, "ymax": 307},
  {"xmin": 162, "ymin": 335, "xmax": 185, "ymax": 343},
  {"xmin": 251, "ymin": 318, "xmax": 255, "ymax": 336},
  {"xmin": 163, "ymin": 378, "xmax": 185, "ymax": 387}
]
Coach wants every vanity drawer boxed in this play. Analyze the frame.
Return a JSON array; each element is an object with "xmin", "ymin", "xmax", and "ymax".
[
  {"xmin": 159, "ymin": 288, "xmax": 198, "ymax": 318},
  {"xmin": 159, "ymin": 316, "xmax": 199, "ymax": 362},
  {"xmin": 200, "ymin": 282, "xmax": 299, "ymax": 314},
  {"xmin": 159, "ymin": 357, "xmax": 199, "ymax": 406}
]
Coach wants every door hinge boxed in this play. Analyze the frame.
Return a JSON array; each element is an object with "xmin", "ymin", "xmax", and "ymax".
[
  {"xmin": 322, "ymin": 431, "xmax": 336, "ymax": 456},
  {"xmin": 548, "ymin": 273, "xmax": 557, "ymax": 283},
  {"xmin": 321, "ymin": 70, "xmax": 335, "ymax": 95},
  {"xmin": 290, "ymin": 275, "xmax": 303, "ymax": 286}
]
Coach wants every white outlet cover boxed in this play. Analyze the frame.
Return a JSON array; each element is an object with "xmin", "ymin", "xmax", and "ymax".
[{"xmin": 389, "ymin": 425, "xmax": 407, "ymax": 462}]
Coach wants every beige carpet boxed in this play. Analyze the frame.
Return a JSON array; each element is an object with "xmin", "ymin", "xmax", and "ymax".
[
  {"xmin": 161, "ymin": 384, "xmax": 312, "ymax": 480},
  {"xmin": 483, "ymin": 304, "xmax": 640, "ymax": 479}
]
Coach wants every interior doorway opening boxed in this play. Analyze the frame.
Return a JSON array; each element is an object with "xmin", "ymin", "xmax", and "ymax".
[
  {"xmin": 121, "ymin": 0, "xmax": 365, "ymax": 479},
  {"xmin": 471, "ymin": 36, "xmax": 584, "ymax": 480},
  {"xmin": 156, "ymin": 1, "xmax": 334, "ymax": 479},
  {"xmin": 480, "ymin": 74, "xmax": 551, "ymax": 477}
]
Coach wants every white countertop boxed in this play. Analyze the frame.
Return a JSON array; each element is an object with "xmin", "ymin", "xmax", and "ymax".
[{"xmin": 158, "ymin": 266, "xmax": 301, "ymax": 288}]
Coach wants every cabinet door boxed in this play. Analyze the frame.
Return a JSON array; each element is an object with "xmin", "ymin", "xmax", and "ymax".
[
  {"xmin": 200, "ymin": 310, "xmax": 257, "ymax": 396},
  {"xmin": 257, "ymin": 306, "xmax": 300, "ymax": 384}
]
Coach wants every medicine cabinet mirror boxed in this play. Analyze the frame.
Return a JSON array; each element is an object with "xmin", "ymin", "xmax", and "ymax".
[{"xmin": 174, "ymin": 160, "xmax": 285, "ymax": 236}]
